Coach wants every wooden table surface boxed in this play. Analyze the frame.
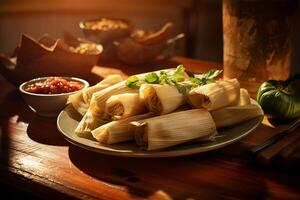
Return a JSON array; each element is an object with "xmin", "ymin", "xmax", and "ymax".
[{"xmin": 1, "ymin": 57, "xmax": 300, "ymax": 200}]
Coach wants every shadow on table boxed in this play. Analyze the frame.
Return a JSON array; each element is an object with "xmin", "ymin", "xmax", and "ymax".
[
  {"xmin": 0, "ymin": 88, "xmax": 68, "ymax": 147},
  {"xmin": 26, "ymin": 115, "xmax": 68, "ymax": 146},
  {"xmin": 68, "ymin": 144, "xmax": 270, "ymax": 200}
]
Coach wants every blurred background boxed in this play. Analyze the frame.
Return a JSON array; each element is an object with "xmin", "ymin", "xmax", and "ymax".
[{"xmin": 0, "ymin": 0, "xmax": 223, "ymax": 63}]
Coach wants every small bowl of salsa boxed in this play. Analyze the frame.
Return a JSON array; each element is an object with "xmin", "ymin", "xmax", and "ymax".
[{"xmin": 19, "ymin": 77, "xmax": 89, "ymax": 117}]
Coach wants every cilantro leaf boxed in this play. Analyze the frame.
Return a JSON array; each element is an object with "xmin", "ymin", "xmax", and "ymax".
[
  {"xmin": 159, "ymin": 71, "xmax": 172, "ymax": 85},
  {"xmin": 195, "ymin": 69, "xmax": 223, "ymax": 79},
  {"xmin": 145, "ymin": 72, "xmax": 160, "ymax": 84},
  {"xmin": 172, "ymin": 64, "xmax": 186, "ymax": 82},
  {"xmin": 190, "ymin": 69, "xmax": 222, "ymax": 86},
  {"xmin": 189, "ymin": 77, "xmax": 202, "ymax": 85},
  {"xmin": 174, "ymin": 82, "xmax": 187, "ymax": 94},
  {"xmin": 206, "ymin": 79, "xmax": 216, "ymax": 84},
  {"xmin": 125, "ymin": 65, "xmax": 221, "ymax": 94},
  {"xmin": 125, "ymin": 75, "xmax": 140, "ymax": 88}
]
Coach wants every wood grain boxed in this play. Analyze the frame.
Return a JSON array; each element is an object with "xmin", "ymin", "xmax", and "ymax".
[{"xmin": 1, "ymin": 57, "xmax": 300, "ymax": 200}]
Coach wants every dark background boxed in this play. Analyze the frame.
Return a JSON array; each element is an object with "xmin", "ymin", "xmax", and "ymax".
[{"xmin": 0, "ymin": 0, "xmax": 222, "ymax": 63}]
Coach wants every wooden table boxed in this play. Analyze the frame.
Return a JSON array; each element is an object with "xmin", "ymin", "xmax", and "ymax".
[{"xmin": 1, "ymin": 57, "xmax": 300, "ymax": 200}]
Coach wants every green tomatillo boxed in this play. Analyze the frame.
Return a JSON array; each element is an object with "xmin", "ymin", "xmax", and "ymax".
[{"xmin": 256, "ymin": 75, "xmax": 300, "ymax": 121}]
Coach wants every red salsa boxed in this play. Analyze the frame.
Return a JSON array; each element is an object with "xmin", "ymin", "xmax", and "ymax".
[{"xmin": 25, "ymin": 77, "xmax": 83, "ymax": 94}]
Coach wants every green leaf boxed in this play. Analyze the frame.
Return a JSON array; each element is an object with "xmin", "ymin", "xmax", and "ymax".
[
  {"xmin": 189, "ymin": 69, "xmax": 222, "ymax": 87},
  {"xmin": 125, "ymin": 67, "xmax": 221, "ymax": 92},
  {"xmin": 195, "ymin": 69, "xmax": 223, "ymax": 79},
  {"xmin": 174, "ymin": 64, "xmax": 185, "ymax": 75},
  {"xmin": 190, "ymin": 77, "xmax": 203, "ymax": 85},
  {"xmin": 125, "ymin": 75, "xmax": 140, "ymax": 88},
  {"xmin": 174, "ymin": 82, "xmax": 187, "ymax": 94},
  {"xmin": 159, "ymin": 71, "xmax": 172, "ymax": 85},
  {"xmin": 206, "ymin": 79, "xmax": 216, "ymax": 84},
  {"xmin": 185, "ymin": 84, "xmax": 194, "ymax": 90},
  {"xmin": 145, "ymin": 72, "xmax": 160, "ymax": 84},
  {"xmin": 172, "ymin": 64, "xmax": 186, "ymax": 82}
]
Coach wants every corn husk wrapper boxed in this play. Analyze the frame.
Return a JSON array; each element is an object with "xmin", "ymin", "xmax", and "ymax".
[
  {"xmin": 88, "ymin": 68, "xmax": 176, "ymax": 117},
  {"xmin": 238, "ymin": 88, "xmax": 251, "ymax": 106},
  {"xmin": 68, "ymin": 74, "xmax": 123, "ymax": 115},
  {"xmin": 208, "ymin": 87, "xmax": 263, "ymax": 128},
  {"xmin": 68, "ymin": 93, "xmax": 90, "ymax": 116},
  {"xmin": 89, "ymin": 82, "xmax": 138, "ymax": 117},
  {"xmin": 132, "ymin": 109, "xmax": 217, "ymax": 150},
  {"xmin": 75, "ymin": 83, "xmax": 136, "ymax": 137},
  {"xmin": 140, "ymin": 84, "xmax": 185, "ymax": 115},
  {"xmin": 75, "ymin": 68, "xmax": 176, "ymax": 137},
  {"xmin": 83, "ymin": 74, "xmax": 123, "ymax": 103},
  {"xmin": 105, "ymin": 93, "xmax": 146, "ymax": 120},
  {"xmin": 187, "ymin": 79, "xmax": 240, "ymax": 111},
  {"xmin": 210, "ymin": 103, "xmax": 264, "ymax": 128},
  {"xmin": 92, "ymin": 113, "xmax": 154, "ymax": 144},
  {"xmin": 75, "ymin": 110, "xmax": 109, "ymax": 138}
]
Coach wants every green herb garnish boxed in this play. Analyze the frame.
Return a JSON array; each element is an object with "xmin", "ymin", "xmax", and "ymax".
[
  {"xmin": 145, "ymin": 72, "xmax": 160, "ymax": 84},
  {"xmin": 174, "ymin": 82, "xmax": 187, "ymax": 94},
  {"xmin": 125, "ymin": 75, "xmax": 141, "ymax": 88},
  {"xmin": 159, "ymin": 71, "xmax": 172, "ymax": 85},
  {"xmin": 172, "ymin": 64, "xmax": 186, "ymax": 82},
  {"xmin": 195, "ymin": 69, "xmax": 222, "ymax": 80},
  {"xmin": 191, "ymin": 69, "xmax": 223, "ymax": 86},
  {"xmin": 125, "ymin": 65, "xmax": 222, "ymax": 94}
]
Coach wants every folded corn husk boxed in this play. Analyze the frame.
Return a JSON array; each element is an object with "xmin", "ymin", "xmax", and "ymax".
[
  {"xmin": 132, "ymin": 109, "xmax": 217, "ymax": 150},
  {"xmin": 74, "ymin": 85, "xmax": 133, "ymax": 138},
  {"xmin": 75, "ymin": 110, "xmax": 109, "ymax": 138},
  {"xmin": 238, "ymin": 88, "xmax": 251, "ymax": 106},
  {"xmin": 210, "ymin": 87, "xmax": 263, "ymax": 127},
  {"xmin": 68, "ymin": 74, "xmax": 123, "ymax": 115},
  {"xmin": 140, "ymin": 84, "xmax": 185, "ymax": 115},
  {"xmin": 210, "ymin": 103, "xmax": 264, "ymax": 128},
  {"xmin": 92, "ymin": 113, "xmax": 154, "ymax": 144},
  {"xmin": 83, "ymin": 74, "xmax": 123, "ymax": 103},
  {"xmin": 105, "ymin": 93, "xmax": 146, "ymax": 120},
  {"xmin": 74, "ymin": 69, "xmax": 172, "ymax": 137},
  {"xmin": 187, "ymin": 79, "xmax": 240, "ymax": 111},
  {"xmin": 68, "ymin": 92, "xmax": 89, "ymax": 116},
  {"xmin": 75, "ymin": 83, "xmax": 137, "ymax": 137},
  {"xmin": 89, "ymin": 68, "xmax": 178, "ymax": 117},
  {"xmin": 89, "ymin": 81, "xmax": 138, "ymax": 116}
]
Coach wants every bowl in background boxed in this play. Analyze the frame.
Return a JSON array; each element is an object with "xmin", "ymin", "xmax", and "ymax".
[
  {"xmin": 0, "ymin": 34, "xmax": 101, "ymax": 86},
  {"xmin": 19, "ymin": 77, "xmax": 89, "ymax": 117},
  {"xmin": 79, "ymin": 18, "xmax": 132, "ymax": 44}
]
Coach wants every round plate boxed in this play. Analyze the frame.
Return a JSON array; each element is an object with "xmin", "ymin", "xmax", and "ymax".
[{"xmin": 57, "ymin": 104, "xmax": 263, "ymax": 158}]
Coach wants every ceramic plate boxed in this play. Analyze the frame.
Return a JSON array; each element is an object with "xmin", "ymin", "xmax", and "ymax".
[{"xmin": 57, "ymin": 103, "xmax": 263, "ymax": 158}]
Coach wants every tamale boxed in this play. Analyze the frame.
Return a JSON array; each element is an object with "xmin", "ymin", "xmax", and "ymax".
[
  {"xmin": 140, "ymin": 84, "xmax": 185, "ymax": 115},
  {"xmin": 105, "ymin": 93, "xmax": 146, "ymax": 120},
  {"xmin": 132, "ymin": 109, "xmax": 217, "ymax": 150},
  {"xmin": 82, "ymin": 74, "xmax": 123, "ymax": 103},
  {"xmin": 68, "ymin": 74, "xmax": 123, "ymax": 115},
  {"xmin": 210, "ymin": 103, "xmax": 264, "ymax": 128},
  {"xmin": 187, "ymin": 79, "xmax": 240, "ymax": 111},
  {"xmin": 92, "ymin": 113, "xmax": 154, "ymax": 144},
  {"xmin": 238, "ymin": 88, "xmax": 251, "ymax": 106},
  {"xmin": 75, "ymin": 110, "xmax": 109, "ymax": 138}
]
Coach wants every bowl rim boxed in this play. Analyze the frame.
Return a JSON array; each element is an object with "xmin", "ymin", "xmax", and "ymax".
[
  {"xmin": 19, "ymin": 76, "xmax": 89, "ymax": 97},
  {"xmin": 79, "ymin": 17, "xmax": 132, "ymax": 32}
]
